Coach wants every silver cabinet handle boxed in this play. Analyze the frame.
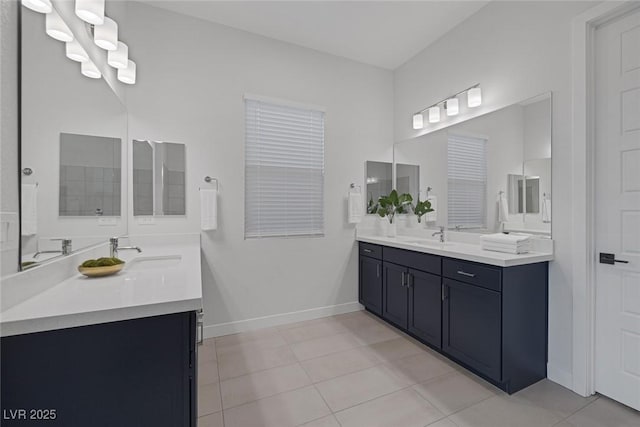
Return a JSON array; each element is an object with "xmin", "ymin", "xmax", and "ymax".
[
  {"xmin": 457, "ymin": 270, "xmax": 476, "ymax": 278},
  {"xmin": 363, "ymin": 249, "xmax": 372, "ymax": 253},
  {"xmin": 376, "ymin": 264, "xmax": 380, "ymax": 278},
  {"xmin": 197, "ymin": 311, "xmax": 204, "ymax": 345},
  {"xmin": 408, "ymin": 273, "xmax": 413, "ymax": 288},
  {"xmin": 401, "ymin": 271, "xmax": 406, "ymax": 287}
]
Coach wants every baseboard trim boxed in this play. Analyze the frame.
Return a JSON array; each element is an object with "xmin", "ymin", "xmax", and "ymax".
[
  {"xmin": 547, "ymin": 362, "xmax": 574, "ymax": 391},
  {"xmin": 203, "ymin": 302, "xmax": 363, "ymax": 339}
]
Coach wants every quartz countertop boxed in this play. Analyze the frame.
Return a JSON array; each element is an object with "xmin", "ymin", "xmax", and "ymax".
[
  {"xmin": 1, "ymin": 237, "xmax": 202, "ymax": 337},
  {"xmin": 357, "ymin": 233, "xmax": 553, "ymax": 267}
]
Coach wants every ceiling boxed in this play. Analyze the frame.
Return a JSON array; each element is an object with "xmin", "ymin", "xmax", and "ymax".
[{"xmin": 139, "ymin": 1, "xmax": 490, "ymax": 70}]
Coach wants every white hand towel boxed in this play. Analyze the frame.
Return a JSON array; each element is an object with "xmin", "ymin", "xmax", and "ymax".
[
  {"xmin": 480, "ymin": 233, "xmax": 531, "ymax": 244},
  {"xmin": 348, "ymin": 191, "xmax": 363, "ymax": 224},
  {"xmin": 200, "ymin": 188, "xmax": 217, "ymax": 231},
  {"xmin": 498, "ymin": 193, "xmax": 509, "ymax": 223},
  {"xmin": 21, "ymin": 184, "xmax": 37, "ymax": 236},
  {"xmin": 425, "ymin": 196, "xmax": 437, "ymax": 222},
  {"xmin": 542, "ymin": 198, "xmax": 551, "ymax": 223}
]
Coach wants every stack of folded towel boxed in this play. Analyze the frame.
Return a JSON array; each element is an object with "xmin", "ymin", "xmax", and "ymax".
[{"xmin": 480, "ymin": 233, "xmax": 531, "ymax": 254}]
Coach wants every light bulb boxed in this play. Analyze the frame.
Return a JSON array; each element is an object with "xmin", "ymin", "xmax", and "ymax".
[
  {"xmin": 413, "ymin": 113, "xmax": 423, "ymax": 130},
  {"xmin": 21, "ymin": 0, "xmax": 52, "ymax": 13},
  {"xmin": 446, "ymin": 98, "xmax": 459, "ymax": 116},
  {"xmin": 428, "ymin": 106, "xmax": 440, "ymax": 123},
  {"xmin": 65, "ymin": 39, "xmax": 88, "ymax": 62},
  {"xmin": 118, "ymin": 60, "xmax": 136, "ymax": 84},
  {"xmin": 107, "ymin": 42, "xmax": 129, "ymax": 69},
  {"xmin": 468, "ymin": 87, "xmax": 482, "ymax": 108},
  {"xmin": 94, "ymin": 17, "xmax": 118, "ymax": 50},
  {"xmin": 75, "ymin": 0, "xmax": 105, "ymax": 25},
  {"xmin": 46, "ymin": 9, "xmax": 74, "ymax": 42},
  {"xmin": 81, "ymin": 61, "xmax": 101, "ymax": 79}
]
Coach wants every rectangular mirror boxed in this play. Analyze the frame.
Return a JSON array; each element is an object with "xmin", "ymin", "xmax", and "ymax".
[
  {"xmin": 133, "ymin": 140, "xmax": 186, "ymax": 216},
  {"xmin": 394, "ymin": 92, "xmax": 552, "ymax": 236},
  {"xmin": 395, "ymin": 163, "xmax": 420, "ymax": 203},
  {"xmin": 365, "ymin": 161, "xmax": 392, "ymax": 214}
]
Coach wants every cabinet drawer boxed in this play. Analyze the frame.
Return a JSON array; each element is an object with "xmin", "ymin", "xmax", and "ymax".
[
  {"xmin": 383, "ymin": 247, "xmax": 441, "ymax": 275},
  {"xmin": 443, "ymin": 258, "xmax": 501, "ymax": 292},
  {"xmin": 359, "ymin": 242, "xmax": 382, "ymax": 259}
]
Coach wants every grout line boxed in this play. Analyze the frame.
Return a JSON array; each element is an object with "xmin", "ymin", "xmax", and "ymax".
[{"xmin": 551, "ymin": 394, "xmax": 602, "ymax": 426}]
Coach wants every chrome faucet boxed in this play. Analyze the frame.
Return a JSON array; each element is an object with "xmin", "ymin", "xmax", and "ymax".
[
  {"xmin": 109, "ymin": 237, "xmax": 142, "ymax": 258},
  {"xmin": 432, "ymin": 226, "xmax": 445, "ymax": 243},
  {"xmin": 33, "ymin": 238, "xmax": 72, "ymax": 258}
]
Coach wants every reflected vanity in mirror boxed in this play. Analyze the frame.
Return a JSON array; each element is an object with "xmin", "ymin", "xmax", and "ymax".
[
  {"xmin": 365, "ymin": 161, "xmax": 392, "ymax": 213},
  {"xmin": 20, "ymin": 10, "xmax": 128, "ymax": 269},
  {"xmin": 133, "ymin": 140, "xmax": 186, "ymax": 216},
  {"xmin": 394, "ymin": 92, "xmax": 552, "ymax": 236}
]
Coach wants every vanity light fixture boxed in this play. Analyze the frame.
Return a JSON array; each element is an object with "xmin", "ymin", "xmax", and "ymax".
[
  {"xmin": 108, "ymin": 42, "xmax": 128, "ymax": 69},
  {"xmin": 94, "ymin": 17, "xmax": 118, "ymax": 50},
  {"xmin": 117, "ymin": 60, "xmax": 136, "ymax": 84},
  {"xmin": 45, "ymin": 9, "xmax": 74, "ymax": 42},
  {"xmin": 21, "ymin": 0, "xmax": 52, "ymax": 14},
  {"xmin": 412, "ymin": 113, "xmax": 424, "ymax": 130},
  {"xmin": 411, "ymin": 84, "xmax": 481, "ymax": 129},
  {"xmin": 75, "ymin": 0, "xmax": 105, "ymax": 25},
  {"xmin": 81, "ymin": 60, "xmax": 102, "ymax": 79},
  {"xmin": 65, "ymin": 39, "xmax": 89, "ymax": 62}
]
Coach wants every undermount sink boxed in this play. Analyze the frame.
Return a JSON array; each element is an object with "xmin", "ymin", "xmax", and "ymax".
[{"xmin": 126, "ymin": 255, "xmax": 182, "ymax": 272}]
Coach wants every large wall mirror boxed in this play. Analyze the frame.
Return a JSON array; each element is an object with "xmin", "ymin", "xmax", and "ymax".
[
  {"xmin": 394, "ymin": 92, "xmax": 552, "ymax": 236},
  {"xmin": 20, "ymin": 8, "xmax": 128, "ymax": 269},
  {"xmin": 365, "ymin": 161, "xmax": 392, "ymax": 213}
]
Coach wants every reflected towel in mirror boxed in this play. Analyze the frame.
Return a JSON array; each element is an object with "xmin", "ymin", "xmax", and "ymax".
[{"xmin": 21, "ymin": 184, "xmax": 37, "ymax": 236}]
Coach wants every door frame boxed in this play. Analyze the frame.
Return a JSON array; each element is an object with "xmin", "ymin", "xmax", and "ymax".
[{"xmin": 571, "ymin": 1, "xmax": 640, "ymax": 398}]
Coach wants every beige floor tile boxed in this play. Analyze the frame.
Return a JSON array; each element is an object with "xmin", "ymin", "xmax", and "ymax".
[
  {"xmin": 199, "ymin": 359, "xmax": 220, "ymax": 386},
  {"xmin": 300, "ymin": 346, "xmax": 381, "ymax": 383},
  {"xmin": 335, "ymin": 388, "xmax": 445, "ymax": 427},
  {"xmin": 216, "ymin": 331, "xmax": 288, "ymax": 357},
  {"xmin": 448, "ymin": 394, "xmax": 562, "ymax": 427},
  {"xmin": 348, "ymin": 321, "xmax": 402, "ymax": 345},
  {"xmin": 220, "ymin": 363, "xmax": 311, "ymax": 409},
  {"xmin": 198, "ymin": 411, "xmax": 224, "ymax": 427},
  {"xmin": 198, "ymin": 382, "xmax": 222, "ymax": 417},
  {"xmin": 413, "ymin": 371, "xmax": 496, "ymax": 415},
  {"xmin": 217, "ymin": 344, "xmax": 298, "ymax": 380},
  {"xmin": 510, "ymin": 379, "xmax": 597, "ymax": 419},
  {"xmin": 223, "ymin": 385, "xmax": 331, "ymax": 427},
  {"xmin": 367, "ymin": 336, "xmax": 424, "ymax": 362},
  {"xmin": 384, "ymin": 351, "xmax": 457, "ymax": 385},
  {"xmin": 278, "ymin": 315, "xmax": 347, "ymax": 330},
  {"xmin": 334, "ymin": 310, "xmax": 386, "ymax": 331},
  {"xmin": 290, "ymin": 332, "xmax": 364, "ymax": 361},
  {"xmin": 563, "ymin": 396, "xmax": 640, "ymax": 427},
  {"xmin": 199, "ymin": 344, "xmax": 217, "ymax": 364},
  {"xmin": 299, "ymin": 415, "xmax": 341, "ymax": 427},
  {"xmin": 315, "ymin": 364, "xmax": 411, "ymax": 412},
  {"xmin": 280, "ymin": 319, "xmax": 348, "ymax": 344}
]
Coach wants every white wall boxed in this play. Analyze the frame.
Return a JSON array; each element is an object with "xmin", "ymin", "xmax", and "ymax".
[
  {"xmin": 394, "ymin": 0, "xmax": 597, "ymax": 390},
  {"xmin": 121, "ymin": 2, "xmax": 394, "ymax": 332}
]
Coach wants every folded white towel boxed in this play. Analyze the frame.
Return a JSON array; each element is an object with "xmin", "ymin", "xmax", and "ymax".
[
  {"xmin": 348, "ymin": 191, "xmax": 363, "ymax": 224},
  {"xmin": 425, "ymin": 196, "xmax": 437, "ymax": 222},
  {"xmin": 498, "ymin": 193, "xmax": 509, "ymax": 223},
  {"xmin": 200, "ymin": 188, "xmax": 217, "ymax": 231},
  {"xmin": 480, "ymin": 233, "xmax": 531, "ymax": 244},
  {"xmin": 21, "ymin": 184, "xmax": 37, "ymax": 236},
  {"xmin": 482, "ymin": 241, "xmax": 531, "ymax": 251},
  {"xmin": 482, "ymin": 243, "xmax": 530, "ymax": 254}
]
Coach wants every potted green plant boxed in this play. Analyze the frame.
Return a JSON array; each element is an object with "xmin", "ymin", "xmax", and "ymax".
[
  {"xmin": 377, "ymin": 190, "xmax": 413, "ymax": 236},
  {"xmin": 414, "ymin": 198, "xmax": 435, "ymax": 224}
]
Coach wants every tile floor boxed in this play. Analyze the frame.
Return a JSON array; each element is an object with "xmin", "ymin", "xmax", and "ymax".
[{"xmin": 197, "ymin": 310, "xmax": 640, "ymax": 427}]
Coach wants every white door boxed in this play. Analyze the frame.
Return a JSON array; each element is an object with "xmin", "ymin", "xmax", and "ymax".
[{"xmin": 594, "ymin": 5, "xmax": 640, "ymax": 411}]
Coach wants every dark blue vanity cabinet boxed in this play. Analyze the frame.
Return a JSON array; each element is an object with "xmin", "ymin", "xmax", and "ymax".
[
  {"xmin": 1, "ymin": 312, "xmax": 198, "ymax": 427},
  {"xmin": 359, "ymin": 242, "xmax": 383, "ymax": 316},
  {"xmin": 358, "ymin": 242, "xmax": 548, "ymax": 394}
]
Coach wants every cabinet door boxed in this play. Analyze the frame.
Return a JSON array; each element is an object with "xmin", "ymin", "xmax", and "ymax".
[
  {"xmin": 359, "ymin": 256, "xmax": 383, "ymax": 315},
  {"xmin": 443, "ymin": 279, "xmax": 501, "ymax": 381},
  {"xmin": 408, "ymin": 269, "xmax": 442, "ymax": 349},
  {"xmin": 382, "ymin": 262, "xmax": 408, "ymax": 329}
]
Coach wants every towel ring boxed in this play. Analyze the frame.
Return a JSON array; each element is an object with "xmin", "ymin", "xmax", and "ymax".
[
  {"xmin": 350, "ymin": 183, "xmax": 362, "ymax": 193},
  {"xmin": 204, "ymin": 176, "xmax": 219, "ymax": 191}
]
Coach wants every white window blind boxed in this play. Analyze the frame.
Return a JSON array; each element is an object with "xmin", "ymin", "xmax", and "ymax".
[
  {"xmin": 245, "ymin": 98, "xmax": 325, "ymax": 239},
  {"xmin": 447, "ymin": 134, "xmax": 487, "ymax": 228}
]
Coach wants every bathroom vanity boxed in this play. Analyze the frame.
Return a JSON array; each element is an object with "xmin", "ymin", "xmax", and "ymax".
[{"xmin": 357, "ymin": 235, "xmax": 552, "ymax": 394}]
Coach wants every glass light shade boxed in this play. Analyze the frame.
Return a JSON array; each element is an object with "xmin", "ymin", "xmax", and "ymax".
[
  {"xmin": 468, "ymin": 87, "xmax": 482, "ymax": 108},
  {"xmin": 81, "ymin": 60, "xmax": 101, "ymax": 79},
  {"xmin": 107, "ymin": 42, "xmax": 129, "ymax": 69},
  {"xmin": 65, "ymin": 39, "xmax": 89, "ymax": 62},
  {"xmin": 21, "ymin": 0, "xmax": 52, "ymax": 13},
  {"xmin": 428, "ymin": 106, "xmax": 440, "ymax": 123},
  {"xmin": 75, "ymin": 0, "xmax": 104, "ymax": 25},
  {"xmin": 412, "ymin": 113, "xmax": 423, "ymax": 130},
  {"xmin": 45, "ymin": 10, "xmax": 74, "ymax": 42},
  {"xmin": 446, "ymin": 98, "xmax": 459, "ymax": 116},
  {"xmin": 118, "ymin": 60, "xmax": 136, "ymax": 84},
  {"xmin": 94, "ymin": 17, "xmax": 118, "ymax": 50}
]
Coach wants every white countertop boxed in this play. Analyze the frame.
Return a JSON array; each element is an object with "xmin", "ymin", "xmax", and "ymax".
[
  {"xmin": 1, "ymin": 238, "xmax": 203, "ymax": 337},
  {"xmin": 357, "ymin": 234, "xmax": 554, "ymax": 267}
]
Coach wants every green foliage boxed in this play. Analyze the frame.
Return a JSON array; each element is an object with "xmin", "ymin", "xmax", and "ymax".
[
  {"xmin": 81, "ymin": 257, "xmax": 125, "ymax": 268},
  {"xmin": 367, "ymin": 195, "xmax": 379, "ymax": 215},
  {"xmin": 376, "ymin": 190, "xmax": 413, "ymax": 224},
  {"xmin": 414, "ymin": 198, "xmax": 434, "ymax": 223}
]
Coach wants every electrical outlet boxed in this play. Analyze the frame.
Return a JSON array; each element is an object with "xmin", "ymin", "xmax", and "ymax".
[
  {"xmin": 137, "ymin": 217, "xmax": 155, "ymax": 225},
  {"xmin": 97, "ymin": 217, "xmax": 117, "ymax": 226}
]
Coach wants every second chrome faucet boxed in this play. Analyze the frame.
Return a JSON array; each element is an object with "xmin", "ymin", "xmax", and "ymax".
[
  {"xmin": 109, "ymin": 237, "xmax": 142, "ymax": 258},
  {"xmin": 432, "ymin": 226, "xmax": 445, "ymax": 243}
]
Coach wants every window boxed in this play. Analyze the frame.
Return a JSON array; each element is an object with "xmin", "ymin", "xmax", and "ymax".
[
  {"xmin": 244, "ymin": 96, "xmax": 325, "ymax": 238},
  {"xmin": 447, "ymin": 133, "xmax": 487, "ymax": 228}
]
